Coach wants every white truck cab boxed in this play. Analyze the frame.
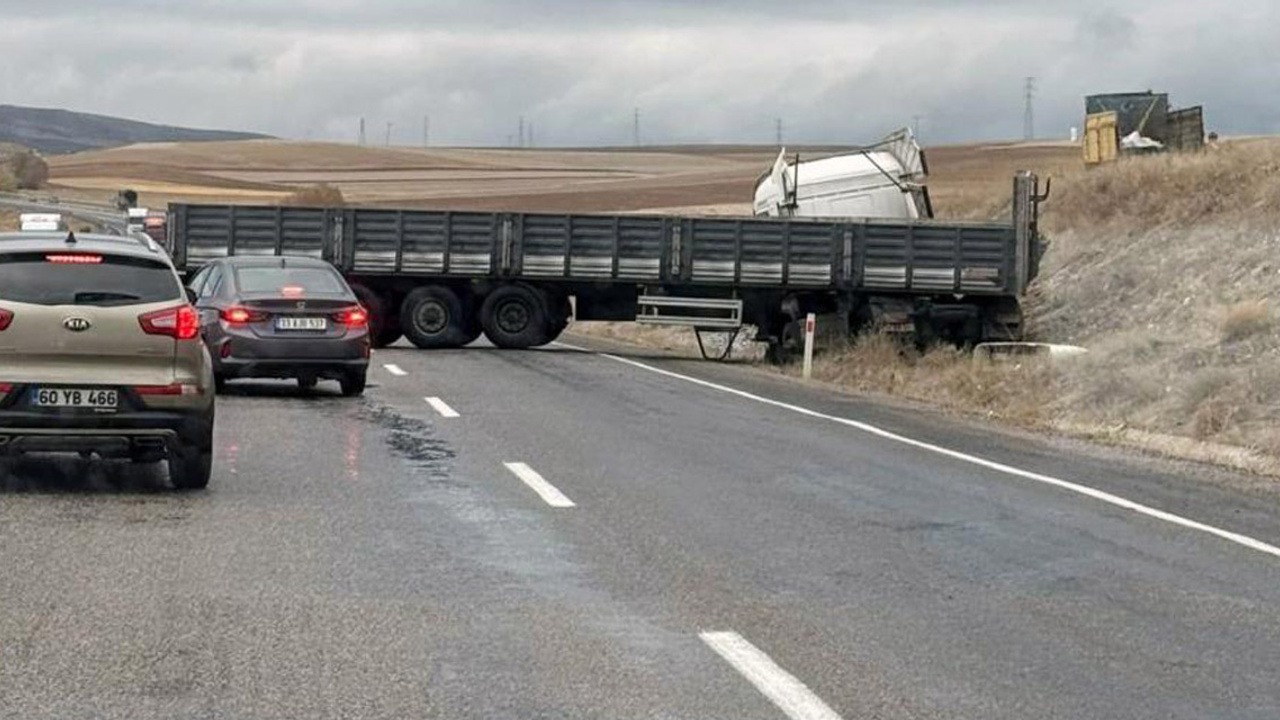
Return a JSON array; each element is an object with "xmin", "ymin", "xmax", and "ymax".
[{"xmin": 754, "ymin": 128, "xmax": 932, "ymax": 220}]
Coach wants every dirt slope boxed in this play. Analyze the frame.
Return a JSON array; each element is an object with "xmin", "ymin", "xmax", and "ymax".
[{"xmin": 1029, "ymin": 139, "xmax": 1280, "ymax": 458}]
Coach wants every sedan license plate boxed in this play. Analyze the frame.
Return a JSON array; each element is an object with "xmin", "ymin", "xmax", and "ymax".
[
  {"xmin": 276, "ymin": 317, "xmax": 327, "ymax": 331},
  {"xmin": 33, "ymin": 388, "xmax": 118, "ymax": 410}
]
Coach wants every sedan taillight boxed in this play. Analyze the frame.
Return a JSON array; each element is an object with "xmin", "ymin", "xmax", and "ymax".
[
  {"xmin": 0, "ymin": 308, "xmax": 12, "ymax": 331},
  {"xmin": 0, "ymin": 382, "xmax": 12, "ymax": 393},
  {"xmin": 333, "ymin": 306, "xmax": 369, "ymax": 328},
  {"xmin": 139, "ymin": 305, "xmax": 199, "ymax": 340},
  {"xmin": 221, "ymin": 307, "xmax": 269, "ymax": 324}
]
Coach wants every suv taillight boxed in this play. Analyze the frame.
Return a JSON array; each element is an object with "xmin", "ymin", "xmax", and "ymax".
[
  {"xmin": 0, "ymin": 308, "xmax": 11, "ymax": 331},
  {"xmin": 139, "ymin": 304, "xmax": 199, "ymax": 340},
  {"xmin": 333, "ymin": 306, "xmax": 369, "ymax": 328}
]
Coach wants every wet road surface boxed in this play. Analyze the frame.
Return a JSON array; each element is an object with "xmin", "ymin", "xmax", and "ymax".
[{"xmin": 3, "ymin": 336, "xmax": 1280, "ymax": 719}]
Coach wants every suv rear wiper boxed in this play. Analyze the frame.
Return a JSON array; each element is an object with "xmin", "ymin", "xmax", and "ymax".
[{"xmin": 74, "ymin": 291, "xmax": 143, "ymax": 305}]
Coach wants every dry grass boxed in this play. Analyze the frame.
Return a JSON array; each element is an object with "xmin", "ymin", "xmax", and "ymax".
[
  {"xmin": 802, "ymin": 335, "xmax": 1056, "ymax": 425},
  {"xmin": 1221, "ymin": 301, "xmax": 1272, "ymax": 343},
  {"xmin": 1026, "ymin": 140, "xmax": 1280, "ymax": 469},
  {"xmin": 0, "ymin": 210, "xmax": 18, "ymax": 232},
  {"xmin": 280, "ymin": 183, "xmax": 345, "ymax": 206}
]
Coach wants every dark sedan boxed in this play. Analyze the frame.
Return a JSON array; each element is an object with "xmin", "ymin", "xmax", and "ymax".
[{"xmin": 187, "ymin": 256, "xmax": 370, "ymax": 395}]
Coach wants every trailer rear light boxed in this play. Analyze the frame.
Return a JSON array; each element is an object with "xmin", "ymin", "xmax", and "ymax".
[
  {"xmin": 0, "ymin": 308, "xmax": 12, "ymax": 331},
  {"xmin": 333, "ymin": 306, "xmax": 368, "ymax": 328},
  {"xmin": 46, "ymin": 253, "xmax": 103, "ymax": 264},
  {"xmin": 134, "ymin": 383, "xmax": 200, "ymax": 396},
  {"xmin": 139, "ymin": 305, "xmax": 200, "ymax": 340},
  {"xmin": 221, "ymin": 307, "xmax": 268, "ymax": 324}
]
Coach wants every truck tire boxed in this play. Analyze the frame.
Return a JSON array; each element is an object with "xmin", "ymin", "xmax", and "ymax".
[
  {"xmin": 401, "ymin": 286, "xmax": 471, "ymax": 349},
  {"xmin": 480, "ymin": 284, "xmax": 550, "ymax": 349},
  {"xmin": 351, "ymin": 284, "xmax": 402, "ymax": 348}
]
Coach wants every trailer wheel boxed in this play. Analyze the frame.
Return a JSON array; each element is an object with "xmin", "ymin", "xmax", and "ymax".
[
  {"xmin": 351, "ymin": 284, "xmax": 402, "ymax": 348},
  {"xmin": 764, "ymin": 319, "xmax": 803, "ymax": 365},
  {"xmin": 401, "ymin": 286, "xmax": 470, "ymax": 349},
  {"xmin": 480, "ymin": 284, "xmax": 550, "ymax": 349}
]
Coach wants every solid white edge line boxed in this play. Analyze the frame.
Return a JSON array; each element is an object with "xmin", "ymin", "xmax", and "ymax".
[
  {"xmin": 550, "ymin": 342, "xmax": 1280, "ymax": 561},
  {"xmin": 504, "ymin": 462, "xmax": 576, "ymax": 508},
  {"xmin": 700, "ymin": 631, "xmax": 843, "ymax": 720},
  {"xmin": 425, "ymin": 397, "xmax": 460, "ymax": 418},
  {"xmin": 383, "ymin": 363, "xmax": 407, "ymax": 376}
]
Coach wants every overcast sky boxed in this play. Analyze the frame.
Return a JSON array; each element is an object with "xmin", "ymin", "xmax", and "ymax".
[{"xmin": 0, "ymin": 0, "xmax": 1275, "ymax": 147}]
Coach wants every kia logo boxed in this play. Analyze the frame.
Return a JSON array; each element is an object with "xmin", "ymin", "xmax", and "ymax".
[{"xmin": 63, "ymin": 317, "xmax": 92, "ymax": 332}]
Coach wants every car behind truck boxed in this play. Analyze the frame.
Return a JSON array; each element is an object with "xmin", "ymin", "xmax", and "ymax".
[{"xmin": 165, "ymin": 171, "xmax": 1046, "ymax": 361}]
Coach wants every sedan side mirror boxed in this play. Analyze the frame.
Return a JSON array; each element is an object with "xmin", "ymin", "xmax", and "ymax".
[{"xmin": 185, "ymin": 287, "xmax": 199, "ymax": 304}]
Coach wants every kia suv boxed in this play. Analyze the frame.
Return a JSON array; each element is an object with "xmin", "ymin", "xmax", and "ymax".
[{"xmin": 0, "ymin": 231, "xmax": 216, "ymax": 489}]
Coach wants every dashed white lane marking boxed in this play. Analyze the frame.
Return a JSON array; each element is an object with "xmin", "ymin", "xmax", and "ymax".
[
  {"xmin": 383, "ymin": 364, "xmax": 407, "ymax": 376},
  {"xmin": 552, "ymin": 342, "xmax": 1280, "ymax": 561},
  {"xmin": 504, "ymin": 462, "xmax": 576, "ymax": 508},
  {"xmin": 425, "ymin": 397, "xmax": 460, "ymax": 418},
  {"xmin": 700, "ymin": 631, "xmax": 843, "ymax": 720}
]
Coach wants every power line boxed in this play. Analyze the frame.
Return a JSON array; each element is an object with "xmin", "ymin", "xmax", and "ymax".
[{"xmin": 1023, "ymin": 76, "xmax": 1036, "ymax": 141}]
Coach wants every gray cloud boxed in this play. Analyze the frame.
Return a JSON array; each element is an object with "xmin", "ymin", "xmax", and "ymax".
[{"xmin": 0, "ymin": 1, "xmax": 1274, "ymax": 146}]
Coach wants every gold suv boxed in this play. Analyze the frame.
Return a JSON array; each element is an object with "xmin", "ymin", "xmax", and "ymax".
[{"xmin": 0, "ymin": 231, "xmax": 215, "ymax": 489}]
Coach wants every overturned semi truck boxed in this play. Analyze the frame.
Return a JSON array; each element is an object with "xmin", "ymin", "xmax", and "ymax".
[{"xmin": 166, "ymin": 150, "xmax": 1047, "ymax": 362}]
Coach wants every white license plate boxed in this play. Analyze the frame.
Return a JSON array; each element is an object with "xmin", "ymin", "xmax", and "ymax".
[
  {"xmin": 276, "ymin": 317, "xmax": 327, "ymax": 331},
  {"xmin": 33, "ymin": 388, "xmax": 119, "ymax": 409}
]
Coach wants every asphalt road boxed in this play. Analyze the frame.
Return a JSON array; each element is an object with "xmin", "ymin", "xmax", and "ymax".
[{"xmin": 3, "ymin": 335, "xmax": 1280, "ymax": 719}]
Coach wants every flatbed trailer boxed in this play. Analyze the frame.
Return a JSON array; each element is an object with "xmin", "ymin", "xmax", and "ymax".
[{"xmin": 167, "ymin": 172, "xmax": 1047, "ymax": 360}]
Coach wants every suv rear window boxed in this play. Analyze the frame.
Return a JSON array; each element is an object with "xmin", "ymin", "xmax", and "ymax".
[
  {"xmin": 0, "ymin": 252, "xmax": 182, "ymax": 307},
  {"xmin": 234, "ymin": 266, "xmax": 347, "ymax": 295}
]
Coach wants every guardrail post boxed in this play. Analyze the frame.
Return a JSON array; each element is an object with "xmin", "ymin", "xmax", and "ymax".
[{"xmin": 803, "ymin": 313, "xmax": 816, "ymax": 380}]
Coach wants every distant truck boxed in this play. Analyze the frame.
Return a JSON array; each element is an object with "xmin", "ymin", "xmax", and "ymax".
[
  {"xmin": 754, "ymin": 128, "xmax": 931, "ymax": 221},
  {"xmin": 18, "ymin": 213, "xmax": 63, "ymax": 231},
  {"xmin": 1083, "ymin": 91, "xmax": 1205, "ymax": 166},
  {"xmin": 164, "ymin": 170, "xmax": 1048, "ymax": 362}
]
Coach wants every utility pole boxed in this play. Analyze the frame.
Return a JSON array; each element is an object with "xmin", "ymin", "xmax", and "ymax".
[
  {"xmin": 385, "ymin": 122, "xmax": 393, "ymax": 147},
  {"xmin": 1023, "ymin": 76, "xmax": 1036, "ymax": 141},
  {"xmin": 528, "ymin": 121, "xmax": 535, "ymax": 148},
  {"xmin": 423, "ymin": 115, "xmax": 430, "ymax": 148},
  {"xmin": 358, "ymin": 117, "xmax": 366, "ymax": 146},
  {"xmin": 912, "ymin": 115, "xmax": 924, "ymax": 141},
  {"xmin": 518, "ymin": 116, "xmax": 525, "ymax": 149},
  {"xmin": 633, "ymin": 107, "xmax": 641, "ymax": 147},
  {"xmin": 776, "ymin": 118, "xmax": 783, "ymax": 147}
]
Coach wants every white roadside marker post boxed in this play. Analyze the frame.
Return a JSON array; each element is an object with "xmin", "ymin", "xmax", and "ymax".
[{"xmin": 802, "ymin": 313, "xmax": 816, "ymax": 380}]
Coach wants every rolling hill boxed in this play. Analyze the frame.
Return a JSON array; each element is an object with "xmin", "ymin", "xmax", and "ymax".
[{"xmin": 0, "ymin": 104, "xmax": 270, "ymax": 154}]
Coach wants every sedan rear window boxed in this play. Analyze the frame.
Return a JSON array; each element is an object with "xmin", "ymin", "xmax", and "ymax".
[
  {"xmin": 235, "ymin": 266, "xmax": 347, "ymax": 295},
  {"xmin": 0, "ymin": 252, "xmax": 182, "ymax": 307}
]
